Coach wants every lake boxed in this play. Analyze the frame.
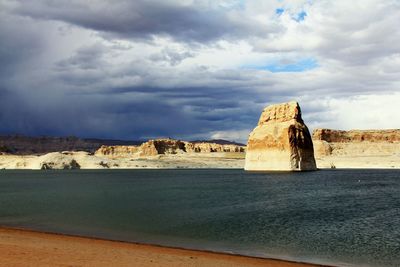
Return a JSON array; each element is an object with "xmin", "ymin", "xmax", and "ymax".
[{"xmin": 0, "ymin": 169, "xmax": 399, "ymax": 267}]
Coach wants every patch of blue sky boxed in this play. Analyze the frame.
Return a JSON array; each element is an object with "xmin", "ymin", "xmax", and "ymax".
[
  {"xmin": 275, "ymin": 8, "xmax": 284, "ymax": 15},
  {"xmin": 275, "ymin": 8, "xmax": 307, "ymax": 22},
  {"xmin": 294, "ymin": 11, "xmax": 307, "ymax": 22},
  {"xmin": 243, "ymin": 58, "xmax": 318, "ymax": 73}
]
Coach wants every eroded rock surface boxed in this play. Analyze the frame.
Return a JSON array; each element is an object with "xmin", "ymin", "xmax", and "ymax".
[
  {"xmin": 313, "ymin": 129, "xmax": 400, "ymax": 143},
  {"xmin": 95, "ymin": 138, "xmax": 245, "ymax": 158},
  {"xmin": 185, "ymin": 142, "xmax": 245, "ymax": 153},
  {"xmin": 313, "ymin": 129, "xmax": 400, "ymax": 158},
  {"xmin": 312, "ymin": 129, "xmax": 400, "ymax": 168},
  {"xmin": 95, "ymin": 146, "xmax": 141, "ymax": 158},
  {"xmin": 245, "ymin": 101, "xmax": 316, "ymax": 171}
]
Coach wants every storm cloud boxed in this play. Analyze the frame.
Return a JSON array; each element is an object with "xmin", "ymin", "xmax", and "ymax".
[
  {"xmin": 1, "ymin": 0, "xmax": 399, "ymax": 143},
  {"xmin": 13, "ymin": 0, "xmax": 271, "ymax": 43}
]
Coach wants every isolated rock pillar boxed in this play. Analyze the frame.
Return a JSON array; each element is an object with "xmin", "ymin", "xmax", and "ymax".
[{"xmin": 245, "ymin": 101, "xmax": 317, "ymax": 171}]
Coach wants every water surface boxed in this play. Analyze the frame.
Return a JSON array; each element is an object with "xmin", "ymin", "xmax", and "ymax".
[{"xmin": 0, "ymin": 169, "xmax": 399, "ymax": 267}]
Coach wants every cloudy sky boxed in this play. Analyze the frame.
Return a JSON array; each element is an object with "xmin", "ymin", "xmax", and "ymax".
[{"xmin": 1, "ymin": 0, "xmax": 399, "ymax": 143}]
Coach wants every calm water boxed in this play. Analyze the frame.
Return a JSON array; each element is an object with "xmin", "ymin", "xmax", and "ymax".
[{"xmin": 0, "ymin": 169, "xmax": 399, "ymax": 267}]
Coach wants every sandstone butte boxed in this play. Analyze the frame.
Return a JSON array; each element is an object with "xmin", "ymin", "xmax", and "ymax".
[{"xmin": 245, "ymin": 101, "xmax": 317, "ymax": 171}]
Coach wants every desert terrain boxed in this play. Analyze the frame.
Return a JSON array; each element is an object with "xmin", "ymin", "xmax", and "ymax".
[{"xmin": 1, "ymin": 129, "xmax": 399, "ymax": 170}]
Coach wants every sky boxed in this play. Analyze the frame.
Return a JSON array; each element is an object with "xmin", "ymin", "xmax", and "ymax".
[{"xmin": 0, "ymin": 0, "xmax": 399, "ymax": 143}]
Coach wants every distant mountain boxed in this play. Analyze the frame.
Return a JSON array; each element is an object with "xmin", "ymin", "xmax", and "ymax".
[
  {"xmin": 83, "ymin": 138, "xmax": 144, "ymax": 146},
  {"xmin": 190, "ymin": 139, "xmax": 246, "ymax": 146},
  {"xmin": 0, "ymin": 135, "xmax": 144, "ymax": 155}
]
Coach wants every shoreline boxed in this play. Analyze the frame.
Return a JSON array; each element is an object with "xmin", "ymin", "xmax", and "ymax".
[
  {"xmin": 1, "ymin": 150, "xmax": 399, "ymax": 170},
  {"xmin": 0, "ymin": 226, "xmax": 332, "ymax": 267},
  {"xmin": 1, "ymin": 166, "xmax": 400, "ymax": 170}
]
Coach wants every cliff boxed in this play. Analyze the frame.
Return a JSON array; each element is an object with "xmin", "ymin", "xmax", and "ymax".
[
  {"xmin": 95, "ymin": 138, "xmax": 245, "ymax": 158},
  {"xmin": 312, "ymin": 129, "xmax": 400, "ymax": 168},
  {"xmin": 245, "ymin": 101, "xmax": 316, "ymax": 171},
  {"xmin": 94, "ymin": 145, "xmax": 141, "ymax": 158},
  {"xmin": 185, "ymin": 142, "xmax": 245, "ymax": 153},
  {"xmin": 313, "ymin": 129, "xmax": 400, "ymax": 143}
]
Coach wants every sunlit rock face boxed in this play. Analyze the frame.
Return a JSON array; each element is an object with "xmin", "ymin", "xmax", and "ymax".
[
  {"xmin": 245, "ymin": 101, "xmax": 317, "ymax": 171},
  {"xmin": 312, "ymin": 128, "xmax": 400, "ymax": 158},
  {"xmin": 312, "ymin": 128, "xmax": 400, "ymax": 143},
  {"xmin": 95, "ymin": 139, "xmax": 245, "ymax": 158},
  {"xmin": 94, "ymin": 145, "xmax": 141, "ymax": 158},
  {"xmin": 185, "ymin": 142, "xmax": 245, "ymax": 153}
]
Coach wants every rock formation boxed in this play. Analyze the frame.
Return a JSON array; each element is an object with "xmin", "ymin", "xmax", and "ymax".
[
  {"xmin": 95, "ymin": 138, "xmax": 245, "ymax": 158},
  {"xmin": 245, "ymin": 101, "xmax": 317, "ymax": 171},
  {"xmin": 185, "ymin": 142, "xmax": 245, "ymax": 153},
  {"xmin": 0, "ymin": 134, "xmax": 245, "ymax": 157},
  {"xmin": 311, "ymin": 128, "xmax": 400, "ymax": 168},
  {"xmin": 95, "ymin": 145, "xmax": 141, "ymax": 158},
  {"xmin": 313, "ymin": 129, "xmax": 400, "ymax": 143},
  {"xmin": 146, "ymin": 139, "xmax": 187, "ymax": 155},
  {"xmin": 312, "ymin": 129, "xmax": 400, "ymax": 162},
  {"xmin": 35, "ymin": 152, "xmax": 83, "ymax": 170}
]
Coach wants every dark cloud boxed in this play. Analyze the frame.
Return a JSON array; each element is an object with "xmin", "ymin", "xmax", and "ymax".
[
  {"xmin": 149, "ymin": 47, "xmax": 195, "ymax": 66},
  {"xmin": 0, "ymin": 13, "xmax": 45, "ymax": 80},
  {"xmin": 56, "ymin": 44, "xmax": 107, "ymax": 70},
  {"xmin": 0, "ymin": 82, "xmax": 263, "ymax": 141},
  {"xmin": 12, "ymin": 0, "xmax": 270, "ymax": 43}
]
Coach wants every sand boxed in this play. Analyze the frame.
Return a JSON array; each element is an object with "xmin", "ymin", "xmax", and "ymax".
[{"xmin": 0, "ymin": 227, "xmax": 327, "ymax": 267}]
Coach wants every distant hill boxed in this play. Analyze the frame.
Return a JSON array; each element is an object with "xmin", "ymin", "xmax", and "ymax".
[
  {"xmin": 0, "ymin": 135, "xmax": 144, "ymax": 155},
  {"xmin": 83, "ymin": 138, "xmax": 144, "ymax": 146}
]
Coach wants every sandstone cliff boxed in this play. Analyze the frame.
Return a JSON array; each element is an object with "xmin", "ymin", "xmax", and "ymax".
[
  {"xmin": 185, "ymin": 142, "xmax": 245, "ymax": 153},
  {"xmin": 95, "ymin": 138, "xmax": 245, "ymax": 158},
  {"xmin": 95, "ymin": 145, "xmax": 141, "ymax": 158},
  {"xmin": 312, "ymin": 129, "xmax": 400, "ymax": 168},
  {"xmin": 313, "ymin": 129, "xmax": 400, "ymax": 143},
  {"xmin": 245, "ymin": 101, "xmax": 316, "ymax": 171}
]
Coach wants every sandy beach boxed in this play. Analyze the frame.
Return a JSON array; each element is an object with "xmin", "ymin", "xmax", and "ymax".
[{"xmin": 0, "ymin": 227, "xmax": 327, "ymax": 267}]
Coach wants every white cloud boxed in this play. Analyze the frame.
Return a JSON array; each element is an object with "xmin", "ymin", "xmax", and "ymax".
[{"xmin": 322, "ymin": 93, "xmax": 400, "ymax": 130}]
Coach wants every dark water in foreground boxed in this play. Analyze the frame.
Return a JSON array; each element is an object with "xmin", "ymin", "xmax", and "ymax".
[{"xmin": 0, "ymin": 169, "xmax": 399, "ymax": 267}]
